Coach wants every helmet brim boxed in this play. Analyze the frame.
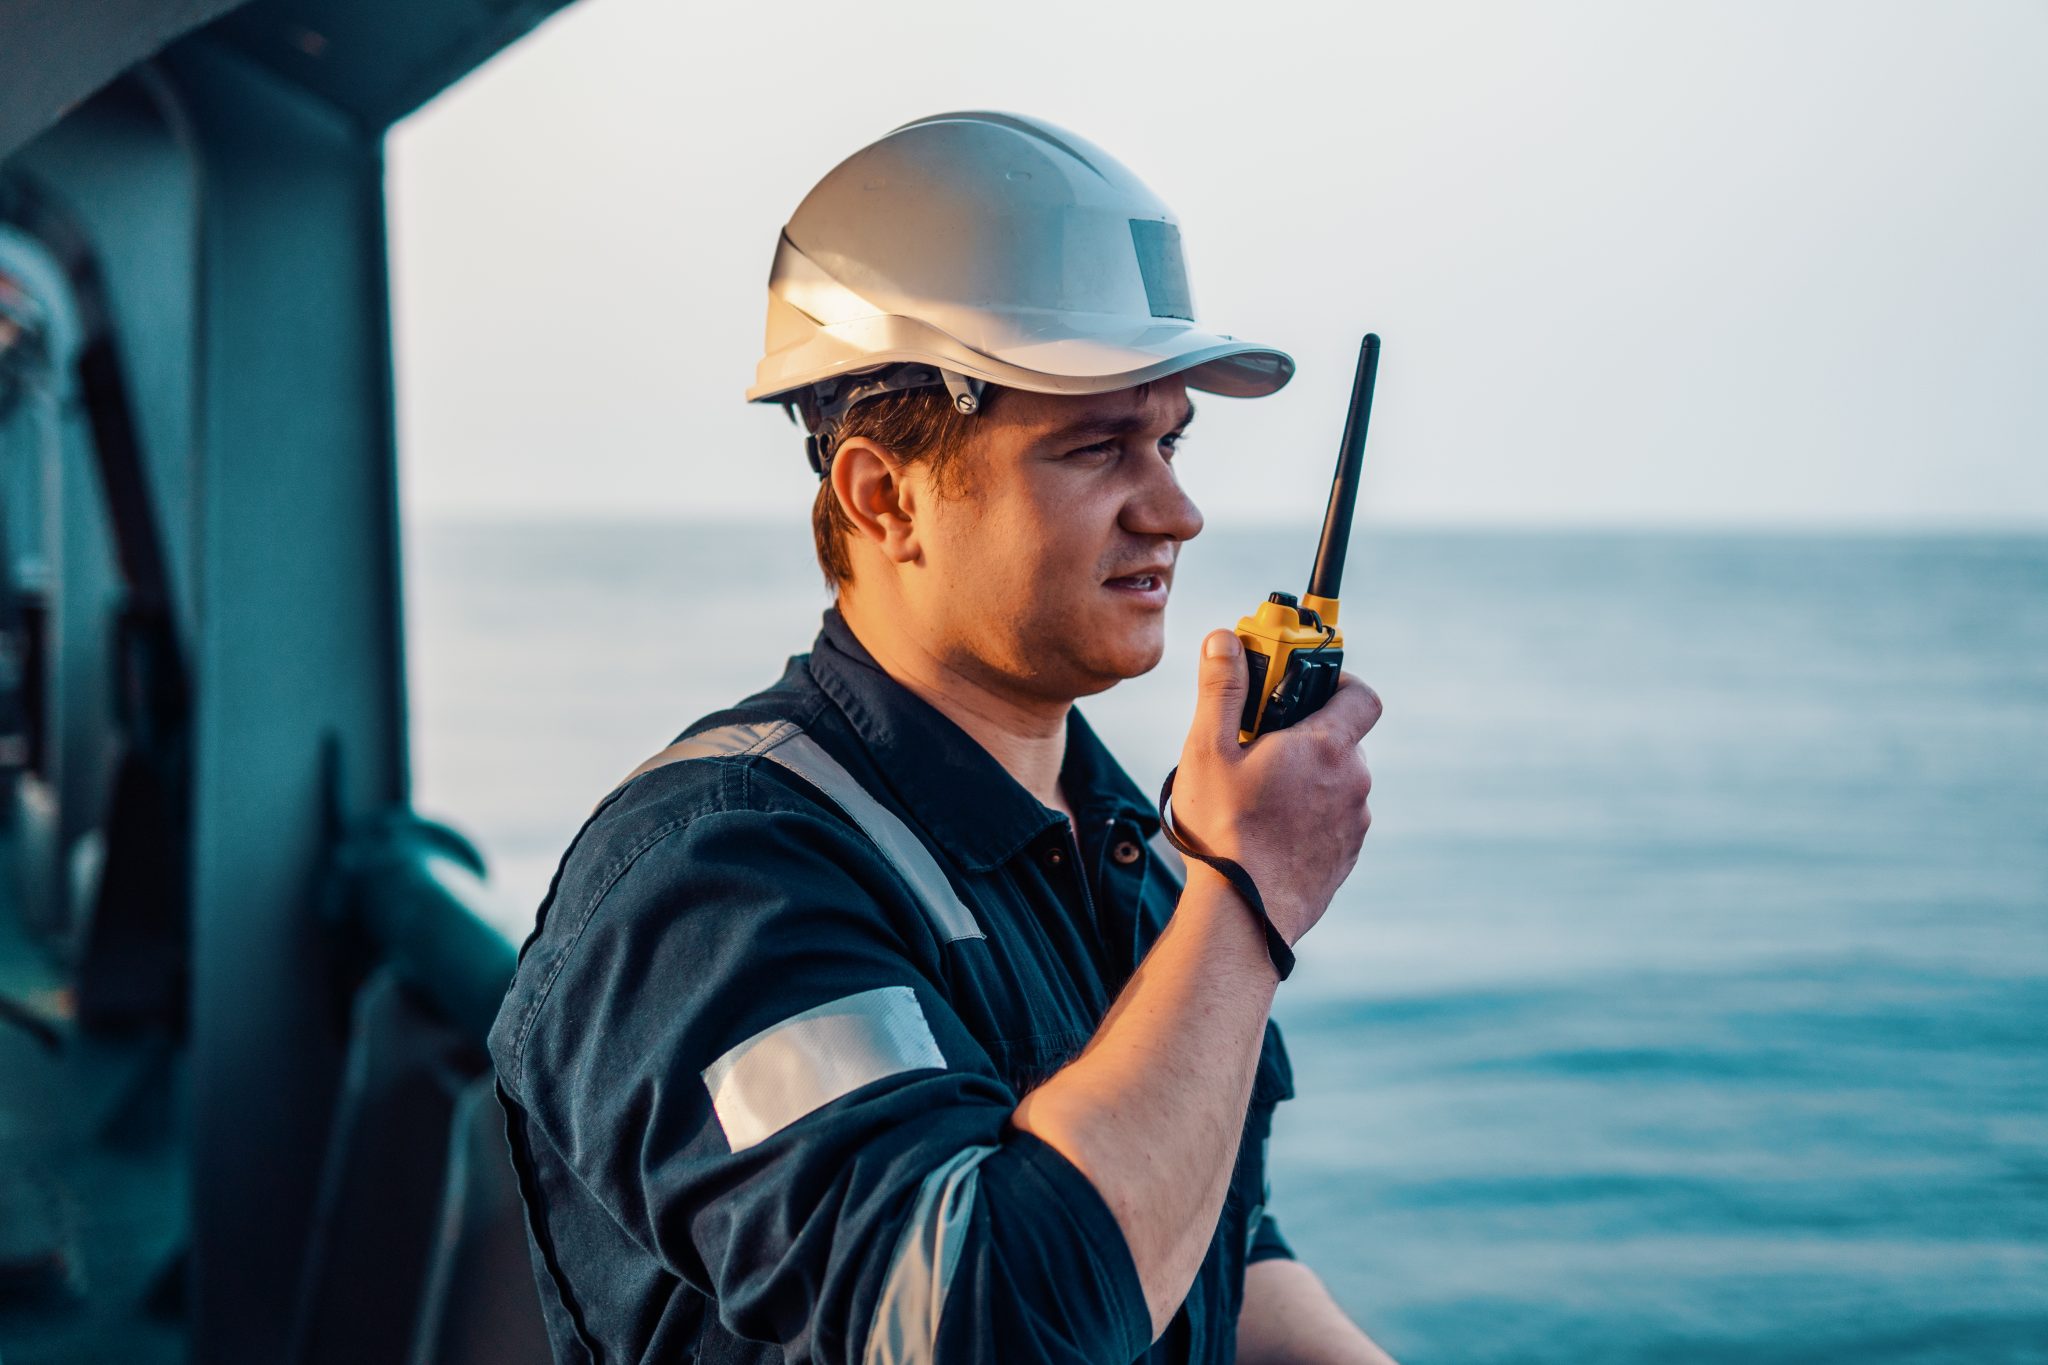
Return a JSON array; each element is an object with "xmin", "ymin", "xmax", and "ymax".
[
  {"xmin": 748, "ymin": 309, "xmax": 1292, "ymax": 405},
  {"xmin": 980, "ymin": 325, "xmax": 1294, "ymax": 399}
]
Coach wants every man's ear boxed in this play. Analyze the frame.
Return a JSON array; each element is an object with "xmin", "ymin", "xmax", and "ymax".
[{"xmin": 829, "ymin": 436, "xmax": 922, "ymax": 565}]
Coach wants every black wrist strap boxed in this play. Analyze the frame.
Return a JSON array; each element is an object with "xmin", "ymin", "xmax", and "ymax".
[{"xmin": 1156, "ymin": 766, "xmax": 1296, "ymax": 982}]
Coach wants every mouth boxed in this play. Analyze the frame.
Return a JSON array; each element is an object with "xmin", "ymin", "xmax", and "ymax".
[{"xmin": 1102, "ymin": 569, "xmax": 1171, "ymax": 606}]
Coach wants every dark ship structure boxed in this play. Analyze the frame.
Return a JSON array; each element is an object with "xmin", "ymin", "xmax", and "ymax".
[{"xmin": 1, "ymin": 2, "xmax": 579, "ymax": 1360}]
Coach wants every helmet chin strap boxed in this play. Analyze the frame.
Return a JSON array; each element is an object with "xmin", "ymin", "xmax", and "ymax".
[{"xmin": 788, "ymin": 364, "xmax": 986, "ymax": 478}]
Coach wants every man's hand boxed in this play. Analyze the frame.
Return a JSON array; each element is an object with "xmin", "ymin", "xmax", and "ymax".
[{"xmin": 1165, "ymin": 630, "xmax": 1381, "ymax": 945}]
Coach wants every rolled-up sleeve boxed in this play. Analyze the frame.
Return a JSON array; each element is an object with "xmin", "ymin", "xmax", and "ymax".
[
  {"xmin": 499, "ymin": 795, "xmax": 1153, "ymax": 1365},
  {"xmin": 1247, "ymin": 1211, "xmax": 1295, "ymax": 1264}
]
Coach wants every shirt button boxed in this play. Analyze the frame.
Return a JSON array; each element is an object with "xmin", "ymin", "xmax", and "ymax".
[
  {"xmin": 1111, "ymin": 839, "xmax": 1143, "ymax": 866},
  {"xmin": 1043, "ymin": 846, "xmax": 1066, "ymax": 868}
]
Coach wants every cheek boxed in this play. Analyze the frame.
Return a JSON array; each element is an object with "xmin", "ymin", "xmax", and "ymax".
[
  {"xmin": 923, "ymin": 472, "xmax": 1136, "ymax": 653},
  {"xmin": 938, "ymin": 482, "xmax": 1095, "ymax": 586},
  {"xmin": 1015, "ymin": 501, "xmax": 1113, "ymax": 607},
  {"xmin": 918, "ymin": 500, "xmax": 1041, "ymax": 636}
]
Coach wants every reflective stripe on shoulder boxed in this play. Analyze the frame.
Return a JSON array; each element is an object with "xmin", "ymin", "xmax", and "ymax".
[
  {"xmin": 863, "ymin": 1142, "xmax": 998, "ymax": 1365},
  {"xmin": 600, "ymin": 719, "xmax": 803, "ymax": 810},
  {"xmin": 703, "ymin": 985, "xmax": 945, "ymax": 1153},
  {"xmin": 761, "ymin": 732, "xmax": 983, "ymax": 942},
  {"xmin": 613, "ymin": 720, "xmax": 984, "ymax": 943}
]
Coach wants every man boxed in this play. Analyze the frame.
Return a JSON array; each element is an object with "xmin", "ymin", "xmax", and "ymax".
[{"xmin": 490, "ymin": 111, "xmax": 1391, "ymax": 1364}]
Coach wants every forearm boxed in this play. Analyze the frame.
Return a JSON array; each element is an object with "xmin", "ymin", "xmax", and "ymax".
[
  {"xmin": 1012, "ymin": 865, "xmax": 1277, "ymax": 1338},
  {"xmin": 1237, "ymin": 1259, "xmax": 1399, "ymax": 1365}
]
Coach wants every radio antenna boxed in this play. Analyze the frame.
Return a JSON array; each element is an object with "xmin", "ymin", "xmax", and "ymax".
[{"xmin": 1305, "ymin": 333, "xmax": 1380, "ymax": 603}]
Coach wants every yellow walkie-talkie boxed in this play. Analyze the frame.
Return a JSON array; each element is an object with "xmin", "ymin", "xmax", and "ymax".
[{"xmin": 1237, "ymin": 334, "xmax": 1381, "ymax": 743}]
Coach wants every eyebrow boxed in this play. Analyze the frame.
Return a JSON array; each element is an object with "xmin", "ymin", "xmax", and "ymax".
[{"xmin": 1038, "ymin": 399, "xmax": 1198, "ymax": 447}]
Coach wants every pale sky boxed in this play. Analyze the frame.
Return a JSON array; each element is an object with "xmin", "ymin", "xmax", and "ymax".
[{"xmin": 386, "ymin": 0, "xmax": 2048, "ymax": 530}]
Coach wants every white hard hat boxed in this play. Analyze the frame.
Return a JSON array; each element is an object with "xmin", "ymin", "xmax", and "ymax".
[{"xmin": 750, "ymin": 111, "xmax": 1294, "ymax": 447}]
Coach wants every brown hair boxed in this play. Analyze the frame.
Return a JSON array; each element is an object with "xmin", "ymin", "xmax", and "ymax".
[{"xmin": 810, "ymin": 384, "xmax": 996, "ymax": 587}]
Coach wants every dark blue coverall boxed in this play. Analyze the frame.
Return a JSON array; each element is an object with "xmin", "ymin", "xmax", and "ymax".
[{"xmin": 489, "ymin": 609, "xmax": 1297, "ymax": 1364}]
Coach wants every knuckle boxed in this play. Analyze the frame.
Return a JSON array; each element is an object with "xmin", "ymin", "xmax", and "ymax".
[{"xmin": 1316, "ymin": 730, "xmax": 1352, "ymax": 767}]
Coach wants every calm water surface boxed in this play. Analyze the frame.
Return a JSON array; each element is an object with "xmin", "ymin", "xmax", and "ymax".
[{"xmin": 406, "ymin": 521, "xmax": 2048, "ymax": 1364}]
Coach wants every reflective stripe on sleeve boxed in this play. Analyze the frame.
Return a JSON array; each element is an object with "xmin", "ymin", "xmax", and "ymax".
[
  {"xmin": 702, "ymin": 985, "xmax": 946, "ymax": 1152},
  {"xmin": 862, "ymin": 1143, "xmax": 999, "ymax": 1365}
]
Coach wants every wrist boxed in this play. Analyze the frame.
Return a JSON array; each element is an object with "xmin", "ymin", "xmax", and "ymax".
[
  {"xmin": 1208, "ymin": 846, "xmax": 1314, "ymax": 944},
  {"xmin": 1178, "ymin": 868, "xmax": 1286, "ymax": 989},
  {"xmin": 1158, "ymin": 766, "xmax": 1300, "ymax": 981},
  {"xmin": 1180, "ymin": 861, "xmax": 1296, "ymax": 985}
]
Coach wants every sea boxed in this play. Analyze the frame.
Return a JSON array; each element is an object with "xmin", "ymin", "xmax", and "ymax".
[{"xmin": 405, "ymin": 520, "xmax": 2048, "ymax": 1364}]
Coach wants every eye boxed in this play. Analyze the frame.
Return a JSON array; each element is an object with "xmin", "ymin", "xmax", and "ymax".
[
  {"xmin": 1160, "ymin": 431, "xmax": 1187, "ymax": 459},
  {"xmin": 1068, "ymin": 440, "xmax": 1118, "ymax": 461}
]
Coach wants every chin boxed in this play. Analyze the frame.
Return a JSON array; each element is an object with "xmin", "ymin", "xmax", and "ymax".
[
  {"xmin": 1069, "ymin": 630, "xmax": 1166, "ymax": 696},
  {"xmin": 1019, "ymin": 600, "xmax": 1167, "ymax": 700}
]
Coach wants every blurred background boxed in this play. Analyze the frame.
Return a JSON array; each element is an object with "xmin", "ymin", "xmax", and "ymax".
[{"xmin": 392, "ymin": 2, "xmax": 2046, "ymax": 1360}]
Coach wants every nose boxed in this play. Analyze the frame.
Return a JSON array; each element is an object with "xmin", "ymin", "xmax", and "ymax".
[{"xmin": 1124, "ymin": 453, "xmax": 1204, "ymax": 545}]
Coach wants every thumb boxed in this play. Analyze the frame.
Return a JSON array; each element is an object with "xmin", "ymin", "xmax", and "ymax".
[{"xmin": 1194, "ymin": 630, "xmax": 1249, "ymax": 748}]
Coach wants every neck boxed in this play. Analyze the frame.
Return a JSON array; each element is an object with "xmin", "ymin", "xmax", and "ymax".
[{"xmin": 838, "ymin": 594, "xmax": 1074, "ymax": 820}]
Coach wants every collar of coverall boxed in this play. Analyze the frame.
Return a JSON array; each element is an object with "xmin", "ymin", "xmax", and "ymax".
[{"xmin": 806, "ymin": 607, "xmax": 1162, "ymax": 874}]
